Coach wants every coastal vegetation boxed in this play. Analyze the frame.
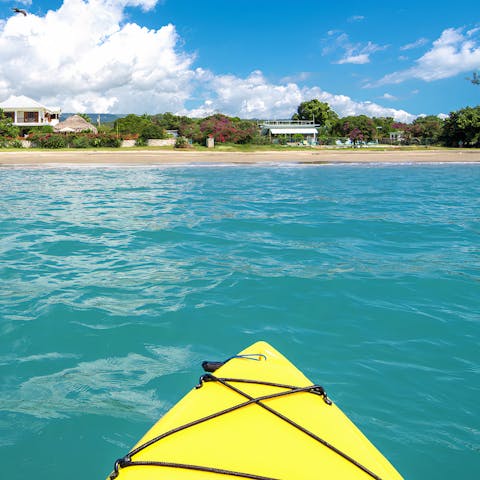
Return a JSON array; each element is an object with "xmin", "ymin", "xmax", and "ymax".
[{"xmin": 0, "ymin": 101, "xmax": 479, "ymax": 149}]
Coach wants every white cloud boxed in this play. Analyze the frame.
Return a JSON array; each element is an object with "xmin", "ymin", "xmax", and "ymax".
[
  {"xmin": 311, "ymin": 89, "xmax": 415, "ymax": 122},
  {"xmin": 184, "ymin": 70, "xmax": 415, "ymax": 122},
  {"xmin": 375, "ymin": 27, "xmax": 480, "ymax": 85},
  {"xmin": 337, "ymin": 53, "xmax": 370, "ymax": 65},
  {"xmin": 0, "ymin": 0, "xmax": 194, "ymax": 112},
  {"xmin": 184, "ymin": 70, "xmax": 304, "ymax": 118},
  {"xmin": 0, "ymin": 0, "xmax": 416, "ymax": 122},
  {"xmin": 323, "ymin": 32, "xmax": 388, "ymax": 65},
  {"xmin": 467, "ymin": 27, "xmax": 480, "ymax": 36},
  {"xmin": 348, "ymin": 15, "xmax": 365, "ymax": 23},
  {"xmin": 400, "ymin": 37, "xmax": 428, "ymax": 51},
  {"xmin": 381, "ymin": 93, "xmax": 397, "ymax": 100},
  {"xmin": 335, "ymin": 42, "xmax": 387, "ymax": 64},
  {"xmin": 5, "ymin": 0, "xmax": 31, "ymax": 6},
  {"xmin": 280, "ymin": 72, "xmax": 311, "ymax": 83}
]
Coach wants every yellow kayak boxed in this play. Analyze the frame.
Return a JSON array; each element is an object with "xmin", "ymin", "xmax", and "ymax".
[{"xmin": 108, "ymin": 341, "xmax": 403, "ymax": 479}]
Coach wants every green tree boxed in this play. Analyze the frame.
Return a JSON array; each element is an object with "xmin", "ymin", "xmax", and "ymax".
[
  {"xmin": 442, "ymin": 106, "xmax": 480, "ymax": 147},
  {"xmin": 334, "ymin": 115, "xmax": 376, "ymax": 144},
  {"xmin": 178, "ymin": 118, "xmax": 202, "ymax": 143},
  {"xmin": 372, "ymin": 117, "xmax": 395, "ymax": 141},
  {"xmin": 231, "ymin": 119, "xmax": 258, "ymax": 144},
  {"xmin": 114, "ymin": 114, "xmax": 152, "ymax": 135},
  {"xmin": 391, "ymin": 122, "xmax": 419, "ymax": 145},
  {"xmin": 0, "ymin": 109, "xmax": 20, "ymax": 139},
  {"xmin": 152, "ymin": 112, "xmax": 183, "ymax": 130},
  {"xmin": 292, "ymin": 99, "xmax": 338, "ymax": 132},
  {"xmin": 412, "ymin": 115, "xmax": 444, "ymax": 144},
  {"xmin": 139, "ymin": 123, "xmax": 166, "ymax": 141},
  {"xmin": 115, "ymin": 113, "xmax": 168, "ymax": 140}
]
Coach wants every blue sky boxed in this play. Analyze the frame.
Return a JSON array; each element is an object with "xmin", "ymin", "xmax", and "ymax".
[{"xmin": 0, "ymin": 0, "xmax": 479, "ymax": 120}]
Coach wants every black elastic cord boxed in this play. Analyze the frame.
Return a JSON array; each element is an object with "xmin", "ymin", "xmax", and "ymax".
[
  {"xmin": 206, "ymin": 375, "xmax": 332, "ymax": 403},
  {"xmin": 212, "ymin": 376, "xmax": 382, "ymax": 480},
  {"xmin": 110, "ymin": 375, "xmax": 382, "ymax": 480},
  {"xmin": 111, "ymin": 460, "xmax": 278, "ymax": 480},
  {"xmin": 127, "ymin": 382, "xmax": 318, "ymax": 458}
]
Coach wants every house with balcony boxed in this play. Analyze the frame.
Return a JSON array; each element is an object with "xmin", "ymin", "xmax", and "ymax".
[{"xmin": 0, "ymin": 95, "xmax": 61, "ymax": 127}]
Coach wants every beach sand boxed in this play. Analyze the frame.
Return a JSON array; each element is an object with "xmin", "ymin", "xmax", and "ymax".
[{"xmin": 1, "ymin": 148, "xmax": 479, "ymax": 166}]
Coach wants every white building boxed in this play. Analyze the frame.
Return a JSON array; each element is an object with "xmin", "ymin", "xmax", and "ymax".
[
  {"xmin": 260, "ymin": 120, "xmax": 319, "ymax": 145},
  {"xmin": 0, "ymin": 95, "xmax": 61, "ymax": 127}
]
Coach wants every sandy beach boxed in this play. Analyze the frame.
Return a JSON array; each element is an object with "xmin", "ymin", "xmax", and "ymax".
[{"xmin": 1, "ymin": 148, "xmax": 480, "ymax": 166}]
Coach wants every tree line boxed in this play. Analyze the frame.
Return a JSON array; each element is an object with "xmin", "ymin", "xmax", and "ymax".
[
  {"xmin": 114, "ymin": 100, "xmax": 480, "ymax": 147},
  {"xmin": 291, "ymin": 99, "xmax": 480, "ymax": 147},
  {"xmin": 1, "ymin": 100, "xmax": 479, "ymax": 148}
]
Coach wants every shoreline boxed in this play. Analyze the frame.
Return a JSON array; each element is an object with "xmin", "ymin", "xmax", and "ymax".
[{"xmin": 1, "ymin": 148, "xmax": 480, "ymax": 166}]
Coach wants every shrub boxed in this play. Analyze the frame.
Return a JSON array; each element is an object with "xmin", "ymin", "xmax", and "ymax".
[
  {"xmin": 9, "ymin": 139, "xmax": 23, "ymax": 148},
  {"xmin": 79, "ymin": 133, "xmax": 121, "ymax": 148},
  {"xmin": 31, "ymin": 133, "xmax": 68, "ymax": 148},
  {"xmin": 249, "ymin": 134, "xmax": 271, "ymax": 145},
  {"xmin": 97, "ymin": 134, "xmax": 121, "ymax": 148},
  {"xmin": 71, "ymin": 135, "xmax": 91, "ymax": 148},
  {"xmin": 174, "ymin": 136, "xmax": 190, "ymax": 148},
  {"xmin": 135, "ymin": 137, "xmax": 147, "ymax": 147}
]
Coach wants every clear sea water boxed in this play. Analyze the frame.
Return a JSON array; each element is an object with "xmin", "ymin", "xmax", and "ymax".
[{"xmin": 0, "ymin": 163, "xmax": 479, "ymax": 479}]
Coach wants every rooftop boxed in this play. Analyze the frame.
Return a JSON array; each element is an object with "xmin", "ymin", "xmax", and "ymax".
[
  {"xmin": 260, "ymin": 120, "xmax": 319, "ymax": 127},
  {"xmin": 0, "ymin": 95, "xmax": 60, "ymax": 113}
]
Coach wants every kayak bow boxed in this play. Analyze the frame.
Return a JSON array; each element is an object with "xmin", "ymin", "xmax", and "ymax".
[{"xmin": 108, "ymin": 341, "xmax": 403, "ymax": 479}]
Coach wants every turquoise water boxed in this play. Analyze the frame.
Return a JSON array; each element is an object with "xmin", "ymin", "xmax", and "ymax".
[{"xmin": 0, "ymin": 163, "xmax": 479, "ymax": 479}]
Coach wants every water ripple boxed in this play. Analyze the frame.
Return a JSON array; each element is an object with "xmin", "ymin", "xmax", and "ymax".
[{"xmin": 1, "ymin": 165, "xmax": 479, "ymax": 479}]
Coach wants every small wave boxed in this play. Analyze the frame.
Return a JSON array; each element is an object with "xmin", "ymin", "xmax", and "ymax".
[{"xmin": 1, "ymin": 347, "xmax": 193, "ymax": 420}]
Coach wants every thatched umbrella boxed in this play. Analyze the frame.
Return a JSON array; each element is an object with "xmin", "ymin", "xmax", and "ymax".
[{"xmin": 54, "ymin": 115, "xmax": 98, "ymax": 134}]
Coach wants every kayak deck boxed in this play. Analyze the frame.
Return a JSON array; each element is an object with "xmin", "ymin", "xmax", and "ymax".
[{"xmin": 108, "ymin": 341, "xmax": 403, "ymax": 479}]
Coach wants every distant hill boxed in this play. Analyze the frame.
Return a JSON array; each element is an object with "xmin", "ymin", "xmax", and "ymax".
[{"xmin": 60, "ymin": 113, "xmax": 127, "ymax": 124}]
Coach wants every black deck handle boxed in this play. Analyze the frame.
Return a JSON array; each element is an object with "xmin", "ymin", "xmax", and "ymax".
[{"xmin": 202, "ymin": 361, "xmax": 225, "ymax": 373}]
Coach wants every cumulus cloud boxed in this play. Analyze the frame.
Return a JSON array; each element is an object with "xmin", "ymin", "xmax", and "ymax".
[
  {"xmin": 0, "ymin": 0, "xmax": 415, "ymax": 121},
  {"xmin": 0, "ymin": 0, "xmax": 195, "ymax": 112},
  {"xmin": 311, "ymin": 89, "xmax": 415, "ymax": 122},
  {"xmin": 374, "ymin": 27, "xmax": 480, "ymax": 85},
  {"xmin": 184, "ymin": 70, "xmax": 415, "ymax": 122},
  {"xmin": 184, "ymin": 70, "xmax": 304, "ymax": 118}
]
